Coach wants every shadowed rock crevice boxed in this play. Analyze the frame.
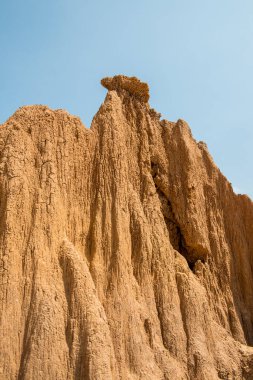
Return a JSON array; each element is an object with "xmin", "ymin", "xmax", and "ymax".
[{"xmin": 151, "ymin": 161, "xmax": 205, "ymax": 270}]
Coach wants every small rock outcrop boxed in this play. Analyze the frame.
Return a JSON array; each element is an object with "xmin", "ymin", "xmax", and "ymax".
[
  {"xmin": 0, "ymin": 75, "xmax": 253, "ymax": 379},
  {"xmin": 101, "ymin": 75, "xmax": 150, "ymax": 102}
]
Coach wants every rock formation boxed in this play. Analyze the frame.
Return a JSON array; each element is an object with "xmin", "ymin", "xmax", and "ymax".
[{"xmin": 0, "ymin": 75, "xmax": 253, "ymax": 380}]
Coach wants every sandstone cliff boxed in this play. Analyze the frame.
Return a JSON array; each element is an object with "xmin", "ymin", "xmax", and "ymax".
[{"xmin": 0, "ymin": 75, "xmax": 253, "ymax": 380}]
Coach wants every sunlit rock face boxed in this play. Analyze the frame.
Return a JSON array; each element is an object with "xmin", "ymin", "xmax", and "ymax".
[{"xmin": 0, "ymin": 76, "xmax": 253, "ymax": 380}]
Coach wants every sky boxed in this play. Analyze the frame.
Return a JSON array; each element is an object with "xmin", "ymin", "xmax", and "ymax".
[{"xmin": 0, "ymin": 0, "xmax": 252, "ymax": 199}]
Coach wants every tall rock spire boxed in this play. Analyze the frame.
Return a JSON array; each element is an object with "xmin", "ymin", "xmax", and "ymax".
[{"xmin": 0, "ymin": 77, "xmax": 253, "ymax": 379}]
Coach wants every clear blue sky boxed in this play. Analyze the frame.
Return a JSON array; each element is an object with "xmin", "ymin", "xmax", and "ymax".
[{"xmin": 1, "ymin": 0, "xmax": 253, "ymax": 198}]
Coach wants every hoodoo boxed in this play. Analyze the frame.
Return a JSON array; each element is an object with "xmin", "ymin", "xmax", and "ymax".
[{"xmin": 0, "ymin": 76, "xmax": 253, "ymax": 379}]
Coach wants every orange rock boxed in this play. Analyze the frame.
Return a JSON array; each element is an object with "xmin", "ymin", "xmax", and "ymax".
[
  {"xmin": 0, "ymin": 77, "xmax": 253, "ymax": 379},
  {"xmin": 101, "ymin": 75, "xmax": 150, "ymax": 102}
]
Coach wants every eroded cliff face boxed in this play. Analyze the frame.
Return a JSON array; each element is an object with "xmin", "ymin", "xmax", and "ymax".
[{"xmin": 0, "ymin": 75, "xmax": 253, "ymax": 380}]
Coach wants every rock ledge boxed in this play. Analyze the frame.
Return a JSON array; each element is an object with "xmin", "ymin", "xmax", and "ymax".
[{"xmin": 101, "ymin": 75, "xmax": 150, "ymax": 102}]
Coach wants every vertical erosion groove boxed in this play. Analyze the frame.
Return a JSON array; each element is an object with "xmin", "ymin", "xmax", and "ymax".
[{"xmin": 151, "ymin": 160, "xmax": 205, "ymax": 270}]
